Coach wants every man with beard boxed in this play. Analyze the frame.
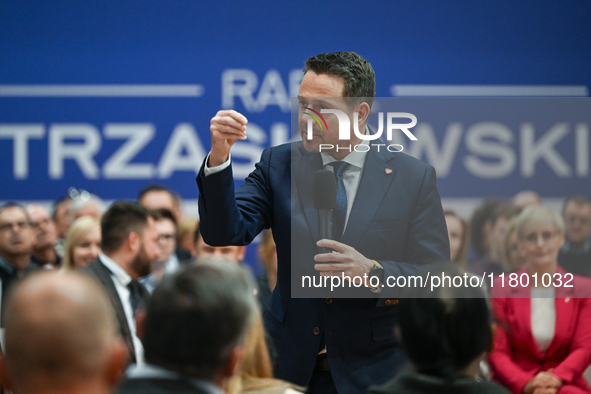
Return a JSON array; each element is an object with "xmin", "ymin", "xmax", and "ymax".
[{"xmin": 81, "ymin": 201, "xmax": 161, "ymax": 365}]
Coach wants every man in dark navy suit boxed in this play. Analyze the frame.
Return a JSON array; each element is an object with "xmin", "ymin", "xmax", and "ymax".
[{"xmin": 197, "ymin": 52, "xmax": 449, "ymax": 394}]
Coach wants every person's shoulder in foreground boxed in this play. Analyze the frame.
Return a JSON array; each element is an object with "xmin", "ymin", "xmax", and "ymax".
[
  {"xmin": 367, "ymin": 371, "xmax": 511, "ymax": 394},
  {"xmin": 116, "ymin": 260, "xmax": 257, "ymax": 394}
]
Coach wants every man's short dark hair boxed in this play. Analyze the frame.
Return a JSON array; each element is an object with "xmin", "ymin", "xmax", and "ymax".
[
  {"xmin": 151, "ymin": 208, "xmax": 177, "ymax": 227},
  {"xmin": 100, "ymin": 202, "xmax": 150, "ymax": 254},
  {"xmin": 399, "ymin": 264, "xmax": 492, "ymax": 379},
  {"xmin": 52, "ymin": 195, "xmax": 72, "ymax": 220},
  {"xmin": 143, "ymin": 261, "xmax": 256, "ymax": 380},
  {"xmin": 489, "ymin": 202, "xmax": 520, "ymax": 225},
  {"xmin": 470, "ymin": 198, "xmax": 503, "ymax": 257},
  {"xmin": 563, "ymin": 194, "xmax": 591, "ymax": 213},
  {"xmin": 303, "ymin": 52, "xmax": 376, "ymax": 108},
  {"xmin": 137, "ymin": 184, "xmax": 180, "ymax": 206}
]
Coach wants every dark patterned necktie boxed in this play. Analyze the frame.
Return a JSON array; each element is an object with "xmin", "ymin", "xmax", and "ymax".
[
  {"xmin": 127, "ymin": 280, "xmax": 142, "ymax": 316},
  {"xmin": 330, "ymin": 161, "xmax": 350, "ymax": 241}
]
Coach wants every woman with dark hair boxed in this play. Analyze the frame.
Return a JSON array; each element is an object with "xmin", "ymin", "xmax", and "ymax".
[
  {"xmin": 368, "ymin": 264, "xmax": 510, "ymax": 394},
  {"xmin": 445, "ymin": 210, "xmax": 469, "ymax": 269}
]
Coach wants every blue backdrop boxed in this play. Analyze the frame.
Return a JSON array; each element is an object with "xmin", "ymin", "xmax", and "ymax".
[{"xmin": 2, "ymin": 0, "xmax": 591, "ymax": 202}]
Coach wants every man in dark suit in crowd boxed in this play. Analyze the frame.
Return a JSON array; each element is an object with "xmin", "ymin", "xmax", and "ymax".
[
  {"xmin": 0, "ymin": 203, "xmax": 40, "ymax": 325},
  {"xmin": 81, "ymin": 201, "xmax": 161, "ymax": 365},
  {"xmin": 196, "ymin": 52, "xmax": 449, "ymax": 393},
  {"xmin": 0, "ymin": 270, "xmax": 127, "ymax": 394},
  {"xmin": 117, "ymin": 260, "xmax": 257, "ymax": 394},
  {"xmin": 558, "ymin": 195, "xmax": 591, "ymax": 276}
]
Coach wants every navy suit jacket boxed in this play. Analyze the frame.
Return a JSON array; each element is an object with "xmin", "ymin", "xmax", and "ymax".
[{"xmin": 196, "ymin": 141, "xmax": 449, "ymax": 394}]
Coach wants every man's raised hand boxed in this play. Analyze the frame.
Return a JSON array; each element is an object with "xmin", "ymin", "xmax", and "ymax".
[{"xmin": 208, "ymin": 110, "xmax": 248, "ymax": 167}]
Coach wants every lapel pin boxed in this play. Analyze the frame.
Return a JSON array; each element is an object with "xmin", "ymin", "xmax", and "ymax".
[
  {"xmin": 385, "ymin": 168, "xmax": 392, "ymax": 175},
  {"xmin": 565, "ymin": 298, "xmax": 570, "ymax": 303}
]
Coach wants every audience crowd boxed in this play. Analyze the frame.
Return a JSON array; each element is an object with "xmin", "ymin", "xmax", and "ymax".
[{"xmin": 0, "ymin": 185, "xmax": 590, "ymax": 393}]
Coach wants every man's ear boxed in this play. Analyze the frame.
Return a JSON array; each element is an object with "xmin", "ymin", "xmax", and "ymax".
[
  {"xmin": 355, "ymin": 102, "xmax": 371, "ymax": 126},
  {"xmin": 127, "ymin": 232, "xmax": 140, "ymax": 254}
]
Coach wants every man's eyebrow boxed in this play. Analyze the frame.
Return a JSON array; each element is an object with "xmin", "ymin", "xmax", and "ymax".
[{"xmin": 297, "ymin": 97, "xmax": 333, "ymax": 106}]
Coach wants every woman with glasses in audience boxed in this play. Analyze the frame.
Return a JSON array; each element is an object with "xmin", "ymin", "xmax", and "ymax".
[
  {"xmin": 62, "ymin": 216, "xmax": 101, "ymax": 270},
  {"xmin": 488, "ymin": 205, "xmax": 591, "ymax": 394}
]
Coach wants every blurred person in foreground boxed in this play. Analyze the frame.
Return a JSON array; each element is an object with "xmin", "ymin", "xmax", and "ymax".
[
  {"xmin": 226, "ymin": 313, "xmax": 304, "ymax": 394},
  {"xmin": 117, "ymin": 260, "xmax": 257, "ymax": 394},
  {"xmin": 444, "ymin": 210, "xmax": 469, "ymax": 269},
  {"xmin": 368, "ymin": 264, "xmax": 510, "ymax": 394},
  {"xmin": 80, "ymin": 201, "xmax": 161, "ymax": 365},
  {"xmin": 488, "ymin": 205, "xmax": 591, "ymax": 394},
  {"xmin": 0, "ymin": 270, "xmax": 127, "ymax": 394},
  {"xmin": 558, "ymin": 195, "xmax": 591, "ymax": 277},
  {"xmin": 0, "ymin": 203, "xmax": 40, "ymax": 323},
  {"xmin": 26, "ymin": 204, "xmax": 61, "ymax": 268},
  {"xmin": 62, "ymin": 216, "xmax": 102, "ymax": 270}
]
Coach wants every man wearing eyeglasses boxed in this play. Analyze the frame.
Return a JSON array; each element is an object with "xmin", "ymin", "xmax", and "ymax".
[
  {"xmin": 0, "ymin": 202, "xmax": 42, "ymax": 325},
  {"xmin": 139, "ymin": 209, "xmax": 183, "ymax": 293}
]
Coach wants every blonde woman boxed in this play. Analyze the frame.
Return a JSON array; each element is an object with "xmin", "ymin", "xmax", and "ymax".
[
  {"xmin": 226, "ymin": 313, "xmax": 304, "ymax": 394},
  {"xmin": 489, "ymin": 205, "xmax": 591, "ymax": 394},
  {"xmin": 62, "ymin": 216, "xmax": 101, "ymax": 270}
]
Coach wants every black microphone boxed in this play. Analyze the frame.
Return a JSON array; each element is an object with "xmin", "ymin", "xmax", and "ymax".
[{"xmin": 313, "ymin": 170, "xmax": 337, "ymax": 254}]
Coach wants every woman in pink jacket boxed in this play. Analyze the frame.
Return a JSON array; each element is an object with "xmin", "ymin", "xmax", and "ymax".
[{"xmin": 489, "ymin": 205, "xmax": 591, "ymax": 394}]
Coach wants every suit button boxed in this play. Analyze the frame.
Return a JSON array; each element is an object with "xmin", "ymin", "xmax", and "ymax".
[
  {"xmin": 325, "ymin": 298, "xmax": 333, "ymax": 304},
  {"xmin": 313, "ymin": 327, "xmax": 321, "ymax": 335},
  {"xmin": 385, "ymin": 299, "xmax": 399, "ymax": 306}
]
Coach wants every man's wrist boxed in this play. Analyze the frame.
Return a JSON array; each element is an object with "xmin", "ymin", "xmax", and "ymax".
[
  {"xmin": 367, "ymin": 261, "xmax": 384, "ymax": 289},
  {"xmin": 208, "ymin": 151, "xmax": 230, "ymax": 167}
]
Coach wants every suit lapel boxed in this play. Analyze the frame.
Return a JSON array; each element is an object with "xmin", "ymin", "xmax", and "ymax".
[
  {"xmin": 292, "ymin": 145, "xmax": 323, "ymax": 242},
  {"xmin": 342, "ymin": 147, "xmax": 396, "ymax": 247},
  {"xmin": 94, "ymin": 258, "xmax": 137, "ymax": 362}
]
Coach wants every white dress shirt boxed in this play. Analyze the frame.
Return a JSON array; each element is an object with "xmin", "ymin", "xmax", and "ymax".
[
  {"xmin": 531, "ymin": 287, "xmax": 556, "ymax": 354},
  {"xmin": 99, "ymin": 253, "xmax": 145, "ymax": 365}
]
